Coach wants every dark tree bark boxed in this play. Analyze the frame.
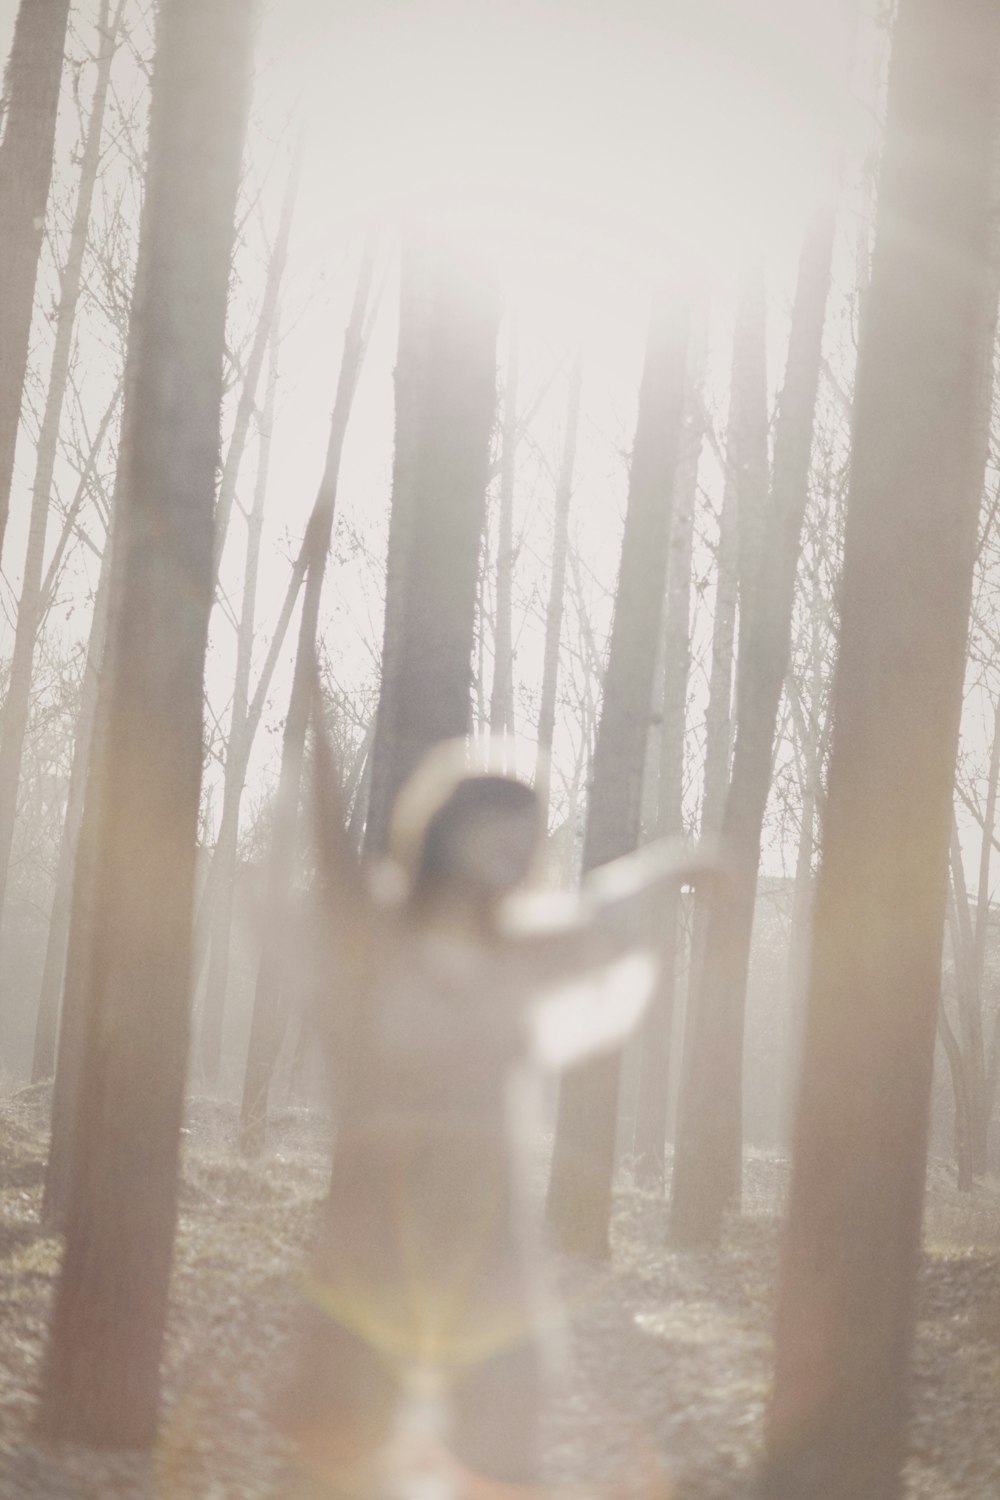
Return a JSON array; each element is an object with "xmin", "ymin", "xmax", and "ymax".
[
  {"xmin": 0, "ymin": 0, "xmax": 71, "ymax": 558},
  {"xmin": 364, "ymin": 230, "xmax": 500, "ymax": 854},
  {"xmin": 546, "ymin": 291, "xmax": 689, "ymax": 1257},
  {"xmin": 238, "ymin": 243, "xmax": 376, "ymax": 1155},
  {"xmin": 760, "ymin": 3, "xmax": 999, "ymax": 1494},
  {"xmin": 0, "ymin": 0, "xmax": 121, "ymax": 959},
  {"xmin": 670, "ymin": 205, "xmax": 836, "ymax": 1249},
  {"xmin": 38, "ymin": 0, "xmax": 253, "ymax": 1447}
]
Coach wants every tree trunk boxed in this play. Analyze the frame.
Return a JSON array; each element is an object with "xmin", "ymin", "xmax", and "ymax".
[
  {"xmin": 546, "ymin": 290, "xmax": 689, "ymax": 1257},
  {"xmin": 489, "ymin": 314, "xmax": 518, "ymax": 745},
  {"xmin": 364, "ymin": 230, "xmax": 500, "ymax": 854},
  {"xmin": 944, "ymin": 888, "xmax": 977, "ymax": 1191},
  {"xmin": 31, "ymin": 538, "xmax": 112, "ymax": 1083},
  {"xmin": 937, "ymin": 994, "xmax": 975, "ymax": 1194},
  {"xmin": 0, "ymin": 0, "xmax": 71, "ymax": 558},
  {"xmin": 537, "ymin": 352, "xmax": 582, "ymax": 778},
  {"xmin": 761, "ymin": 4, "xmax": 999, "ymax": 1493},
  {"xmin": 198, "ymin": 181, "xmax": 301, "ymax": 1084},
  {"xmin": 38, "ymin": 0, "xmax": 253, "ymax": 1447},
  {"xmin": 670, "ymin": 206, "xmax": 836, "ymax": 1249},
  {"xmin": 198, "ymin": 333, "xmax": 278, "ymax": 1084},
  {"xmin": 632, "ymin": 319, "xmax": 706, "ymax": 1189},
  {"xmin": 211, "ymin": 142, "xmax": 300, "ymax": 585},
  {"xmin": 0, "ymin": 0, "xmax": 120, "ymax": 959},
  {"xmin": 704, "ymin": 270, "xmax": 768, "ymax": 841},
  {"xmin": 238, "ymin": 243, "xmax": 376, "ymax": 1156},
  {"xmin": 948, "ymin": 822, "xmax": 988, "ymax": 1172},
  {"xmin": 683, "ymin": 273, "xmax": 767, "ymax": 1127}
]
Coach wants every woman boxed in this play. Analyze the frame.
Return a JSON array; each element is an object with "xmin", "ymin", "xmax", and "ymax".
[{"xmin": 286, "ymin": 737, "xmax": 713, "ymax": 1498}]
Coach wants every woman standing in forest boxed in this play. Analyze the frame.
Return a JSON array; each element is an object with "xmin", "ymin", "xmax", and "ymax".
[{"xmin": 286, "ymin": 731, "xmax": 714, "ymax": 1498}]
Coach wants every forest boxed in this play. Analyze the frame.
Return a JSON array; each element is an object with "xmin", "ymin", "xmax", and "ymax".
[{"xmin": 0, "ymin": 0, "xmax": 999, "ymax": 1497}]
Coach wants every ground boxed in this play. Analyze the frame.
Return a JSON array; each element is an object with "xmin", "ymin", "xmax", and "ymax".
[{"xmin": 1, "ymin": 1087, "xmax": 999, "ymax": 1499}]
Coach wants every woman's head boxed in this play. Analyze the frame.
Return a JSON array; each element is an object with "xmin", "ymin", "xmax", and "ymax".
[{"xmin": 389, "ymin": 745, "xmax": 543, "ymax": 904}]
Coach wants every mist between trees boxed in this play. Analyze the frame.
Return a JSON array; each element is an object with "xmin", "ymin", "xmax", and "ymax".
[{"xmin": 0, "ymin": 1, "xmax": 999, "ymax": 1498}]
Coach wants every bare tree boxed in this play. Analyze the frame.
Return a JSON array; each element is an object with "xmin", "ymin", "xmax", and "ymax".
[
  {"xmin": 238, "ymin": 241, "xmax": 377, "ymax": 1154},
  {"xmin": 196, "ymin": 162, "xmax": 302, "ymax": 1082},
  {"xmin": 364, "ymin": 228, "xmax": 500, "ymax": 853},
  {"xmin": 38, "ymin": 0, "xmax": 253, "ymax": 1446},
  {"xmin": 670, "ymin": 200, "xmax": 837, "ymax": 1249},
  {"xmin": 0, "ymin": 0, "xmax": 123, "ymax": 962},
  {"xmin": 761, "ymin": 2, "xmax": 1000, "ymax": 1493},
  {"xmin": 489, "ymin": 313, "xmax": 518, "ymax": 742},
  {"xmin": 537, "ymin": 352, "xmax": 582, "ymax": 782},
  {"xmin": 546, "ymin": 289, "xmax": 689, "ymax": 1257},
  {"xmin": 632, "ymin": 312, "xmax": 707, "ymax": 1186},
  {"xmin": 0, "ymin": 0, "xmax": 71, "ymax": 556}
]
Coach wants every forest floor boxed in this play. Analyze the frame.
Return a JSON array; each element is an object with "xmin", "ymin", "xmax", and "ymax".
[{"xmin": 1, "ymin": 1084, "xmax": 999, "ymax": 1499}]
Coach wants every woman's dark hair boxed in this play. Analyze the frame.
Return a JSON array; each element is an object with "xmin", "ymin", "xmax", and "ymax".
[
  {"xmin": 417, "ymin": 774, "xmax": 539, "ymax": 887},
  {"xmin": 388, "ymin": 744, "xmax": 541, "ymax": 896}
]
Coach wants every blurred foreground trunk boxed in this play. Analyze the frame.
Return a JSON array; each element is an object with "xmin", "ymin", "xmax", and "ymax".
[
  {"xmin": 761, "ymin": 1, "xmax": 1000, "ymax": 1494},
  {"xmin": 38, "ymin": 0, "xmax": 253, "ymax": 1447}
]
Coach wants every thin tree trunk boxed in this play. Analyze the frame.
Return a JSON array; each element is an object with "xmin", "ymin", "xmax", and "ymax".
[
  {"xmin": 0, "ymin": 0, "xmax": 71, "ymax": 557},
  {"xmin": 31, "ymin": 538, "xmax": 112, "ymax": 1083},
  {"xmin": 546, "ymin": 290, "xmax": 689, "ymax": 1257},
  {"xmin": 944, "ymin": 886, "xmax": 977, "ymax": 1191},
  {"xmin": 537, "ymin": 352, "xmax": 582, "ymax": 780},
  {"xmin": 683, "ymin": 273, "xmax": 767, "ymax": 1122},
  {"xmin": 212, "ymin": 143, "xmax": 300, "ymax": 585},
  {"xmin": 197, "ymin": 169, "xmax": 302, "ymax": 1081},
  {"xmin": 704, "ymin": 270, "xmax": 768, "ymax": 841},
  {"xmin": 632, "ymin": 320, "xmax": 706, "ymax": 1189},
  {"xmin": 948, "ymin": 822, "xmax": 988, "ymax": 1171},
  {"xmin": 364, "ymin": 230, "xmax": 500, "ymax": 854},
  {"xmin": 779, "ymin": 576, "xmax": 827, "ymax": 1136},
  {"xmin": 670, "ymin": 205, "xmax": 837, "ymax": 1249},
  {"xmin": 489, "ymin": 314, "xmax": 517, "ymax": 745},
  {"xmin": 238, "ymin": 243, "xmax": 376, "ymax": 1155},
  {"xmin": 0, "ymin": 0, "xmax": 120, "ymax": 956},
  {"xmin": 937, "ymin": 991, "xmax": 975, "ymax": 1194},
  {"xmin": 199, "ymin": 327, "xmax": 279, "ymax": 1084},
  {"xmin": 41, "ymin": 387, "xmax": 126, "ymax": 1217},
  {"xmin": 761, "ymin": 3, "xmax": 999, "ymax": 1491},
  {"xmin": 781, "ymin": 776, "xmax": 816, "ymax": 1140},
  {"xmin": 38, "ymin": 0, "xmax": 253, "ymax": 1447}
]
